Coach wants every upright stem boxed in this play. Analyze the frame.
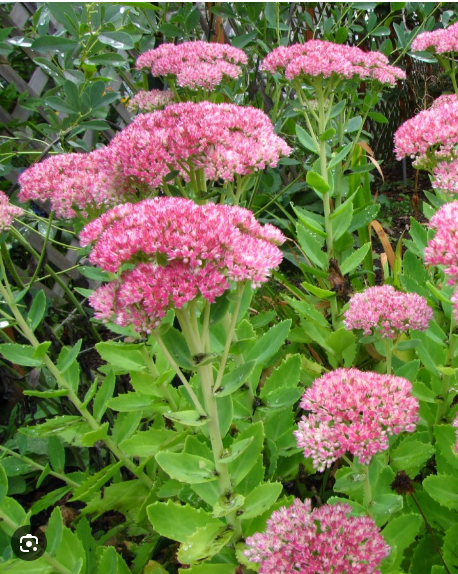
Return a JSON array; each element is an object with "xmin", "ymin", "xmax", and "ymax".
[
  {"xmin": 384, "ymin": 338, "xmax": 393, "ymax": 375},
  {"xmin": 410, "ymin": 493, "xmax": 452, "ymax": 574},
  {"xmin": 152, "ymin": 331, "xmax": 206, "ymax": 417},
  {"xmin": 316, "ymin": 85, "xmax": 338, "ymax": 327},
  {"xmin": 435, "ymin": 315, "xmax": 456, "ymax": 424},
  {"xmin": 213, "ymin": 284, "xmax": 243, "ymax": 392},
  {"xmin": 180, "ymin": 305, "xmax": 242, "ymax": 537},
  {"xmin": 361, "ymin": 464, "xmax": 373, "ymax": 511}
]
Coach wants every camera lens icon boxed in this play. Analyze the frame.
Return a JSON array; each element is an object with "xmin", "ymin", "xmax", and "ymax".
[
  {"xmin": 11, "ymin": 526, "xmax": 46, "ymax": 561},
  {"xmin": 20, "ymin": 534, "xmax": 38, "ymax": 552}
]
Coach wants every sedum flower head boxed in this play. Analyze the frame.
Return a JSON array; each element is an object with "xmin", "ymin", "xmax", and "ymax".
[
  {"xmin": 109, "ymin": 101, "xmax": 291, "ymax": 189},
  {"xmin": 81, "ymin": 197, "xmax": 285, "ymax": 333},
  {"xmin": 245, "ymin": 499, "xmax": 390, "ymax": 574},
  {"xmin": 17, "ymin": 150, "xmax": 132, "ymax": 219},
  {"xmin": 394, "ymin": 95, "xmax": 458, "ymax": 163},
  {"xmin": 412, "ymin": 21, "xmax": 458, "ymax": 54},
  {"xmin": 0, "ymin": 191, "xmax": 23, "ymax": 232},
  {"xmin": 262, "ymin": 40, "xmax": 405, "ymax": 85},
  {"xmin": 127, "ymin": 89, "xmax": 175, "ymax": 113},
  {"xmin": 344, "ymin": 285, "xmax": 433, "ymax": 339},
  {"xmin": 425, "ymin": 201, "xmax": 458, "ymax": 284},
  {"xmin": 294, "ymin": 368, "xmax": 419, "ymax": 470},
  {"xmin": 432, "ymin": 157, "xmax": 458, "ymax": 196},
  {"xmin": 136, "ymin": 41, "xmax": 248, "ymax": 90}
]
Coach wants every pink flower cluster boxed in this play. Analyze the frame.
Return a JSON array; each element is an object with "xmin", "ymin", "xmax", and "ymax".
[
  {"xmin": 294, "ymin": 368, "xmax": 419, "ymax": 470},
  {"xmin": 425, "ymin": 201, "xmax": 458, "ymax": 284},
  {"xmin": 432, "ymin": 158, "xmax": 458, "ymax": 195},
  {"xmin": 136, "ymin": 41, "xmax": 247, "ymax": 90},
  {"xmin": 262, "ymin": 40, "xmax": 405, "ymax": 85},
  {"xmin": 0, "ymin": 191, "xmax": 23, "ymax": 233},
  {"xmin": 245, "ymin": 499, "xmax": 390, "ymax": 574},
  {"xmin": 412, "ymin": 21, "xmax": 458, "ymax": 54},
  {"xmin": 110, "ymin": 102, "xmax": 291, "ymax": 187},
  {"xmin": 17, "ymin": 150, "xmax": 132, "ymax": 219},
  {"xmin": 81, "ymin": 197, "xmax": 285, "ymax": 333},
  {"xmin": 394, "ymin": 95, "xmax": 458, "ymax": 163},
  {"xmin": 127, "ymin": 89, "xmax": 174, "ymax": 113},
  {"xmin": 344, "ymin": 285, "xmax": 433, "ymax": 339}
]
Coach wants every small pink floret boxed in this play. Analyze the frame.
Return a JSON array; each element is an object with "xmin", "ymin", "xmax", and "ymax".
[
  {"xmin": 127, "ymin": 89, "xmax": 175, "ymax": 113},
  {"xmin": 244, "ymin": 498, "xmax": 390, "ymax": 574}
]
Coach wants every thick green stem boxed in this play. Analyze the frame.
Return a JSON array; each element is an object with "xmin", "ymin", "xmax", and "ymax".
[
  {"xmin": 152, "ymin": 331, "xmax": 206, "ymax": 417},
  {"xmin": 384, "ymin": 338, "xmax": 393, "ymax": 375},
  {"xmin": 1, "ymin": 243, "xmax": 25, "ymax": 289},
  {"xmin": 181, "ymin": 305, "xmax": 242, "ymax": 537},
  {"xmin": 435, "ymin": 315, "xmax": 456, "ymax": 424},
  {"xmin": 213, "ymin": 284, "xmax": 244, "ymax": 392},
  {"xmin": 362, "ymin": 464, "xmax": 373, "ymax": 511}
]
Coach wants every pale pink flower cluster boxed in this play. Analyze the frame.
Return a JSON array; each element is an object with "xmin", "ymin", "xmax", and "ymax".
[
  {"xmin": 80, "ymin": 197, "xmax": 285, "ymax": 333},
  {"xmin": 109, "ymin": 102, "xmax": 291, "ymax": 187},
  {"xmin": 344, "ymin": 285, "xmax": 433, "ymax": 339},
  {"xmin": 394, "ymin": 95, "xmax": 458, "ymax": 162},
  {"xmin": 262, "ymin": 40, "xmax": 405, "ymax": 85},
  {"xmin": 17, "ymin": 150, "xmax": 132, "ymax": 219},
  {"xmin": 136, "ymin": 41, "xmax": 247, "ymax": 90},
  {"xmin": 432, "ymin": 158, "xmax": 458, "ymax": 195},
  {"xmin": 126, "ymin": 89, "xmax": 175, "ymax": 113},
  {"xmin": 425, "ymin": 202, "xmax": 458, "ymax": 284},
  {"xmin": 0, "ymin": 191, "xmax": 23, "ymax": 232},
  {"xmin": 245, "ymin": 499, "xmax": 390, "ymax": 574},
  {"xmin": 294, "ymin": 368, "xmax": 419, "ymax": 470},
  {"xmin": 412, "ymin": 22, "xmax": 458, "ymax": 54}
]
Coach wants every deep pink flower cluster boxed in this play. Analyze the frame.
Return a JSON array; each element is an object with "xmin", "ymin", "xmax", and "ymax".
[
  {"xmin": 127, "ymin": 89, "xmax": 175, "ymax": 113},
  {"xmin": 344, "ymin": 285, "xmax": 433, "ymax": 339},
  {"xmin": 262, "ymin": 40, "xmax": 405, "ymax": 85},
  {"xmin": 412, "ymin": 22, "xmax": 458, "ymax": 53},
  {"xmin": 0, "ymin": 191, "xmax": 23, "ymax": 232},
  {"xmin": 294, "ymin": 368, "xmax": 419, "ymax": 470},
  {"xmin": 17, "ymin": 150, "xmax": 132, "ymax": 219},
  {"xmin": 425, "ymin": 201, "xmax": 458, "ymax": 284},
  {"xmin": 109, "ymin": 102, "xmax": 291, "ymax": 187},
  {"xmin": 81, "ymin": 197, "xmax": 285, "ymax": 333},
  {"xmin": 244, "ymin": 499, "xmax": 390, "ymax": 574},
  {"xmin": 394, "ymin": 95, "xmax": 458, "ymax": 162},
  {"xmin": 136, "ymin": 41, "xmax": 247, "ymax": 90}
]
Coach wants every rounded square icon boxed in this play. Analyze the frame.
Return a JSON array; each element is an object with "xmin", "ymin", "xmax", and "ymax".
[{"xmin": 11, "ymin": 526, "xmax": 47, "ymax": 561}]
